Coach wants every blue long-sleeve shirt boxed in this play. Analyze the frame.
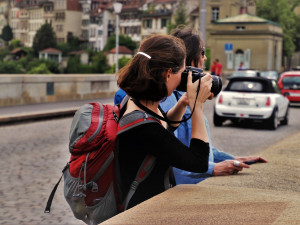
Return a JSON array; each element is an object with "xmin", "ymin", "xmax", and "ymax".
[
  {"xmin": 160, "ymin": 90, "xmax": 234, "ymax": 184},
  {"xmin": 114, "ymin": 89, "xmax": 234, "ymax": 184}
]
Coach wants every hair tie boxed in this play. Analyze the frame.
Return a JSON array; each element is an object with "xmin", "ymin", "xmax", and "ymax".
[{"xmin": 137, "ymin": 52, "xmax": 151, "ymax": 59}]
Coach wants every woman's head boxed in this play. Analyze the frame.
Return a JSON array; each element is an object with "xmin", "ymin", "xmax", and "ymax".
[
  {"xmin": 117, "ymin": 34, "xmax": 186, "ymax": 101},
  {"xmin": 171, "ymin": 26, "xmax": 206, "ymax": 69}
]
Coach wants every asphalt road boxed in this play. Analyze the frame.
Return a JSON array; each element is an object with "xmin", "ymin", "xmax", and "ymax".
[
  {"xmin": 204, "ymin": 99, "xmax": 300, "ymax": 156},
  {"xmin": 1, "ymin": 98, "xmax": 300, "ymax": 224}
]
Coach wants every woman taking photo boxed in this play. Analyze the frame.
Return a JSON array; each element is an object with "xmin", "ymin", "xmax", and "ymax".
[{"xmin": 117, "ymin": 34, "xmax": 212, "ymax": 209}]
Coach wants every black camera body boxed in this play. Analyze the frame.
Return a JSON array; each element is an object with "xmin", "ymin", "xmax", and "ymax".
[{"xmin": 176, "ymin": 66, "xmax": 222, "ymax": 96}]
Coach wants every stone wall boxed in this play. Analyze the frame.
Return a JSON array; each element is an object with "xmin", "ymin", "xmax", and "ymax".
[{"xmin": 0, "ymin": 74, "xmax": 118, "ymax": 106}]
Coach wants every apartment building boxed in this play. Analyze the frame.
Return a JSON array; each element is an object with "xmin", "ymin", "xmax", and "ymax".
[
  {"xmin": 53, "ymin": 0, "xmax": 82, "ymax": 43},
  {"xmin": 140, "ymin": 0, "xmax": 176, "ymax": 39},
  {"xmin": 0, "ymin": 0, "xmax": 8, "ymax": 32},
  {"xmin": 87, "ymin": 1, "xmax": 115, "ymax": 51},
  {"xmin": 119, "ymin": 0, "xmax": 145, "ymax": 45}
]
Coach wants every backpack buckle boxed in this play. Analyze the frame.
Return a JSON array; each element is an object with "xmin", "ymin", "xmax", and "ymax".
[{"xmin": 130, "ymin": 180, "xmax": 139, "ymax": 191}]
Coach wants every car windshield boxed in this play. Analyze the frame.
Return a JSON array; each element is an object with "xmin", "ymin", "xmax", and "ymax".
[
  {"xmin": 260, "ymin": 71, "xmax": 278, "ymax": 80},
  {"xmin": 228, "ymin": 81, "xmax": 264, "ymax": 92},
  {"xmin": 282, "ymin": 76, "xmax": 300, "ymax": 85},
  {"xmin": 230, "ymin": 71, "xmax": 257, "ymax": 77}
]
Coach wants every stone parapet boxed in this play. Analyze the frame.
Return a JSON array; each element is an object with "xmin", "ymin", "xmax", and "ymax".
[{"xmin": 0, "ymin": 74, "xmax": 118, "ymax": 106}]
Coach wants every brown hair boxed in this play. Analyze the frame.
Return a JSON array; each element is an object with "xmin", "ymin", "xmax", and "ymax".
[
  {"xmin": 171, "ymin": 26, "xmax": 204, "ymax": 67},
  {"xmin": 117, "ymin": 34, "xmax": 186, "ymax": 101}
]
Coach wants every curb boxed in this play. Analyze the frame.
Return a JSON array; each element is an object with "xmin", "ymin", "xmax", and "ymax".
[{"xmin": 0, "ymin": 108, "xmax": 78, "ymax": 125}]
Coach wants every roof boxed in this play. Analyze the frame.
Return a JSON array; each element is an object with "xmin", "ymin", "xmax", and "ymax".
[
  {"xmin": 67, "ymin": 0, "xmax": 82, "ymax": 11},
  {"xmin": 40, "ymin": 48, "xmax": 62, "ymax": 54},
  {"xmin": 281, "ymin": 71, "xmax": 300, "ymax": 76},
  {"xmin": 216, "ymin": 14, "xmax": 281, "ymax": 27},
  {"xmin": 11, "ymin": 48, "xmax": 26, "ymax": 54},
  {"xmin": 109, "ymin": 46, "xmax": 133, "ymax": 54}
]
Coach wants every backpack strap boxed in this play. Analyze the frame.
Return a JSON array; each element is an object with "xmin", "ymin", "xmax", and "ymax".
[
  {"xmin": 123, "ymin": 155, "xmax": 156, "ymax": 210},
  {"xmin": 44, "ymin": 163, "xmax": 70, "ymax": 213},
  {"xmin": 116, "ymin": 110, "xmax": 161, "ymax": 210}
]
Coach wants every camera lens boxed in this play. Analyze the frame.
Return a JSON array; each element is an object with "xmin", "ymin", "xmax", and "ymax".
[{"xmin": 176, "ymin": 66, "xmax": 222, "ymax": 96}]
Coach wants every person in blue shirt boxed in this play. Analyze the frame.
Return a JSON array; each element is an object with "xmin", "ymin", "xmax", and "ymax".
[
  {"xmin": 159, "ymin": 27, "xmax": 267, "ymax": 184},
  {"xmin": 114, "ymin": 27, "xmax": 267, "ymax": 185}
]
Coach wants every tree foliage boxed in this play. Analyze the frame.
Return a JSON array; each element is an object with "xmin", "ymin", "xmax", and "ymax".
[
  {"xmin": 92, "ymin": 51, "xmax": 108, "ymax": 73},
  {"xmin": 27, "ymin": 63, "xmax": 51, "ymax": 74},
  {"xmin": 1, "ymin": 25, "xmax": 13, "ymax": 43},
  {"xmin": 106, "ymin": 56, "xmax": 131, "ymax": 73},
  {"xmin": 103, "ymin": 35, "xmax": 137, "ymax": 51},
  {"xmin": 10, "ymin": 39, "xmax": 22, "ymax": 49},
  {"xmin": 32, "ymin": 23, "xmax": 57, "ymax": 55},
  {"xmin": 167, "ymin": 0, "xmax": 188, "ymax": 34},
  {"xmin": 0, "ymin": 61, "xmax": 23, "ymax": 73},
  {"xmin": 257, "ymin": 0, "xmax": 300, "ymax": 57}
]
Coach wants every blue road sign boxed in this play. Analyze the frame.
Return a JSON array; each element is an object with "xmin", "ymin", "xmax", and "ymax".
[{"xmin": 225, "ymin": 43, "xmax": 233, "ymax": 51}]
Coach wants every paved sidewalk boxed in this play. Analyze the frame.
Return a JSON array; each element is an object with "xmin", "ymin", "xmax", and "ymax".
[{"xmin": 103, "ymin": 131, "xmax": 300, "ymax": 224}]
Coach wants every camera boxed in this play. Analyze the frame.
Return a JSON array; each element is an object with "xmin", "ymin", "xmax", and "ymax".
[{"xmin": 176, "ymin": 66, "xmax": 222, "ymax": 96}]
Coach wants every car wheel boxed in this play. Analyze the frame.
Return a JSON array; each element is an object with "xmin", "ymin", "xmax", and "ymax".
[
  {"xmin": 266, "ymin": 108, "xmax": 278, "ymax": 130},
  {"xmin": 280, "ymin": 107, "xmax": 289, "ymax": 125},
  {"xmin": 213, "ymin": 112, "xmax": 224, "ymax": 127}
]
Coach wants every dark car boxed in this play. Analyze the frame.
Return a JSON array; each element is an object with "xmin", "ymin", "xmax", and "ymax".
[
  {"xmin": 260, "ymin": 71, "xmax": 279, "ymax": 80},
  {"xmin": 229, "ymin": 70, "xmax": 260, "ymax": 78}
]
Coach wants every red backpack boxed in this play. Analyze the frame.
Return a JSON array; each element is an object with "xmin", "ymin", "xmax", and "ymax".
[{"xmin": 44, "ymin": 98, "xmax": 159, "ymax": 225}]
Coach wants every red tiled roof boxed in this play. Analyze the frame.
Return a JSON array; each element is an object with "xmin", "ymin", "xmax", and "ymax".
[
  {"xmin": 109, "ymin": 46, "xmax": 133, "ymax": 54},
  {"xmin": 11, "ymin": 48, "xmax": 24, "ymax": 54},
  {"xmin": 40, "ymin": 48, "xmax": 62, "ymax": 54},
  {"xmin": 153, "ymin": 0, "xmax": 177, "ymax": 3},
  {"xmin": 67, "ymin": 0, "xmax": 82, "ymax": 11}
]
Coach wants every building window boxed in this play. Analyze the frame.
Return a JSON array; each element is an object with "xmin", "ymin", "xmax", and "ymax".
[
  {"xmin": 82, "ymin": 19, "xmax": 89, "ymax": 26},
  {"xmin": 211, "ymin": 7, "xmax": 219, "ymax": 21},
  {"xmin": 144, "ymin": 19, "xmax": 152, "ymax": 28},
  {"xmin": 236, "ymin": 26, "xmax": 245, "ymax": 30},
  {"xmin": 55, "ymin": 12, "xmax": 65, "ymax": 20},
  {"xmin": 56, "ymin": 24, "xmax": 64, "ymax": 32},
  {"xmin": 161, "ymin": 18, "xmax": 167, "ymax": 28}
]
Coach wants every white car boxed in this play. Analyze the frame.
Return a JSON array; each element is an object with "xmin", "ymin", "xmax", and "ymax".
[{"xmin": 214, "ymin": 77, "xmax": 290, "ymax": 130}]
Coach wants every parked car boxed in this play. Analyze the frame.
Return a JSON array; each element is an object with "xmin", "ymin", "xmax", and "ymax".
[
  {"xmin": 214, "ymin": 77, "xmax": 289, "ymax": 130},
  {"xmin": 229, "ymin": 70, "xmax": 260, "ymax": 78},
  {"xmin": 278, "ymin": 71, "xmax": 300, "ymax": 103},
  {"xmin": 260, "ymin": 70, "xmax": 279, "ymax": 80}
]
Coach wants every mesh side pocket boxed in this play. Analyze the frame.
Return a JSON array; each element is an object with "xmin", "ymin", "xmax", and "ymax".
[
  {"xmin": 85, "ymin": 182, "xmax": 118, "ymax": 225},
  {"xmin": 63, "ymin": 169, "xmax": 87, "ymax": 223}
]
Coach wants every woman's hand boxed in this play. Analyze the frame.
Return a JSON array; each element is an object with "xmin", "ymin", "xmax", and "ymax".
[
  {"xmin": 187, "ymin": 72, "xmax": 212, "ymax": 108},
  {"xmin": 178, "ymin": 92, "xmax": 189, "ymax": 107}
]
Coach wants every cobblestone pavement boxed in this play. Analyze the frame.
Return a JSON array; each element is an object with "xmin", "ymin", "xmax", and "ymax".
[
  {"xmin": 0, "ymin": 118, "xmax": 85, "ymax": 225},
  {"xmin": 1, "ymin": 99, "xmax": 299, "ymax": 225}
]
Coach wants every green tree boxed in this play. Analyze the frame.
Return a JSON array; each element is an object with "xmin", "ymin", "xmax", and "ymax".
[
  {"xmin": 0, "ymin": 47, "xmax": 11, "ymax": 61},
  {"xmin": 103, "ymin": 35, "xmax": 137, "ymax": 51},
  {"xmin": 66, "ymin": 55, "xmax": 81, "ymax": 73},
  {"xmin": 92, "ymin": 51, "xmax": 108, "ymax": 73},
  {"xmin": 32, "ymin": 23, "xmax": 57, "ymax": 56},
  {"xmin": 106, "ymin": 56, "xmax": 131, "ymax": 73},
  {"xmin": 1, "ymin": 25, "xmax": 13, "ymax": 44},
  {"xmin": 10, "ymin": 39, "xmax": 22, "ymax": 49},
  {"xmin": 257, "ymin": 0, "xmax": 300, "ymax": 65},
  {"xmin": 167, "ymin": 0, "xmax": 188, "ymax": 34},
  {"xmin": 0, "ymin": 61, "xmax": 23, "ymax": 73},
  {"xmin": 25, "ymin": 58, "xmax": 59, "ymax": 74},
  {"xmin": 27, "ymin": 63, "xmax": 51, "ymax": 74}
]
